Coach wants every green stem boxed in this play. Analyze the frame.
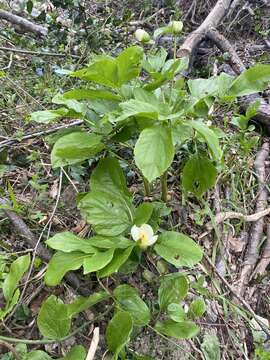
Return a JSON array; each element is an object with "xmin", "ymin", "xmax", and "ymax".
[
  {"xmin": 161, "ymin": 171, "xmax": 168, "ymax": 202},
  {"xmin": 0, "ymin": 308, "xmax": 112, "ymax": 345},
  {"xmin": 143, "ymin": 177, "xmax": 151, "ymax": 197}
]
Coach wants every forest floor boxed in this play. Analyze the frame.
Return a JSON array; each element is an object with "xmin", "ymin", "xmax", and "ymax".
[{"xmin": 0, "ymin": 0, "xmax": 270, "ymax": 359}]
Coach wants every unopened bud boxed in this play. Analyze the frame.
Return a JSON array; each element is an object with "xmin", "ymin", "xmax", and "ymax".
[
  {"xmin": 135, "ymin": 29, "xmax": 151, "ymax": 43},
  {"xmin": 169, "ymin": 21, "xmax": 183, "ymax": 35}
]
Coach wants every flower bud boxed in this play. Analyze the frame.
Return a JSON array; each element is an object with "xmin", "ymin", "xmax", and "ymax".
[
  {"xmin": 135, "ymin": 29, "xmax": 151, "ymax": 43},
  {"xmin": 169, "ymin": 21, "xmax": 183, "ymax": 35}
]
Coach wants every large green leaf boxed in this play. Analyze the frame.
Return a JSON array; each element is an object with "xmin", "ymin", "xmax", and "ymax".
[
  {"xmin": 46, "ymin": 232, "xmax": 97, "ymax": 254},
  {"xmin": 158, "ymin": 274, "xmax": 188, "ymax": 311},
  {"xmin": 134, "ymin": 202, "xmax": 154, "ymax": 226},
  {"xmin": 63, "ymin": 88, "xmax": 121, "ymax": 101},
  {"xmin": 116, "ymin": 46, "xmax": 144, "ymax": 85},
  {"xmin": 167, "ymin": 303, "xmax": 186, "ymax": 322},
  {"xmin": 155, "ymin": 319, "xmax": 199, "ymax": 339},
  {"xmin": 72, "ymin": 46, "xmax": 143, "ymax": 88},
  {"xmin": 87, "ymin": 235, "xmax": 134, "ymax": 249},
  {"xmin": 182, "ymin": 155, "xmax": 217, "ymax": 197},
  {"xmin": 188, "ymin": 73, "xmax": 234, "ymax": 99},
  {"xmin": 3, "ymin": 254, "xmax": 30, "ymax": 302},
  {"xmin": 154, "ymin": 231, "xmax": 203, "ymax": 267},
  {"xmin": 66, "ymin": 292, "xmax": 109, "ymax": 317},
  {"xmin": 30, "ymin": 108, "xmax": 68, "ymax": 124},
  {"xmin": 113, "ymin": 284, "xmax": 151, "ymax": 326},
  {"xmin": 83, "ymin": 249, "xmax": 114, "ymax": 274},
  {"xmin": 45, "ymin": 251, "xmax": 87, "ymax": 286},
  {"xmin": 228, "ymin": 64, "xmax": 270, "ymax": 97},
  {"xmin": 134, "ymin": 126, "xmax": 174, "ymax": 182},
  {"xmin": 98, "ymin": 246, "xmax": 134, "ymax": 278},
  {"xmin": 142, "ymin": 48, "xmax": 168, "ymax": 73},
  {"xmin": 37, "ymin": 295, "xmax": 71, "ymax": 339},
  {"xmin": 52, "ymin": 93, "xmax": 87, "ymax": 115},
  {"xmin": 51, "ymin": 132, "xmax": 104, "ymax": 168},
  {"xmin": 106, "ymin": 311, "xmax": 133, "ymax": 358},
  {"xmin": 90, "ymin": 157, "xmax": 130, "ymax": 197},
  {"xmin": 79, "ymin": 190, "xmax": 133, "ymax": 236},
  {"xmin": 79, "ymin": 157, "xmax": 134, "ymax": 236},
  {"xmin": 188, "ymin": 121, "xmax": 222, "ymax": 161},
  {"xmin": 72, "ymin": 58, "xmax": 119, "ymax": 88}
]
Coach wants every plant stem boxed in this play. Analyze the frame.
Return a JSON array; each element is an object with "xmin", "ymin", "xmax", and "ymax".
[
  {"xmin": 143, "ymin": 177, "xmax": 151, "ymax": 197},
  {"xmin": 161, "ymin": 171, "xmax": 168, "ymax": 202}
]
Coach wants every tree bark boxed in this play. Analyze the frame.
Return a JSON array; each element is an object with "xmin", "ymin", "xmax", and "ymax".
[{"xmin": 0, "ymin": 10, "xmax": 48, "ymax": 36}]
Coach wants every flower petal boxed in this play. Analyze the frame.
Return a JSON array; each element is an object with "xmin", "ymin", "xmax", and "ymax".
[
  {"xmin": 147, "ymin": 235, "xmax": 158, "ymax": 246},
  {"xmin": 131, "ymin": 225, "xmax": 140, "ymax": 241},
  {"xmin": 140, "ymin": 224, "xmax": 154, "ymax": 238}
]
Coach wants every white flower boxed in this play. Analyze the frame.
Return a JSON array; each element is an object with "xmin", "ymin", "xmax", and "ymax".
[
  {"xmin": 131, "ymin": 224, "xmax": 158, "ymax": 249},
  {"xmin": 135, "ymin": 29, "xmax": 151, "ymax": 43},
  {"xmin": 169, "ymin": 21, "xmax": 183, "ymax": 35}
]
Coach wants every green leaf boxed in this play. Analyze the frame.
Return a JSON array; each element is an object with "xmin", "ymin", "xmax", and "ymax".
[
  {"xmin": 228, "ymin": 64, "xmax": 270, "ymax": 97},
  {"xmin": 134, "ymin": 126, "xmax": 174, "ymax": 182},
  {"xmin": 79, "ymin": 157, "xmax": 134, "ymax": 236},
  {"xmin": 72, "ymin": 47, "xmax": 143, "ymax": 88},
  {"xmin": 46, "ymin": 232, "xmax": 97, "ymax": 254},
  {"xmin": 153, "ymin": 26, "xmax": 172, "ymax": 38},
  {"xmin": 72, "ymin": 58, "xmax": 119, "ymax": 88},
  {"xmin": 106, "ymin": 311, "xmax": 133, "ymax": 358},
  {"xmin": 59, "ymin": 345, "xmax": 86, "ymax": 360},
  {"xmin": 98, "ymin": 246, "xmax": 134, "ymax": 278},
  {"xmin": 188, "ymin": 298, "xmax": 206, "ymax": 319},
  {"xmin": 45, "ymin": 251, "xmax": 87, "ymax": 286},
  {"xmin": 158, "ymin": 274, "xmax": 188, "ymax": 311},
  {"xmin": 52, "ymin": 93, "xmax": 87, "ymax": 115},
  {"xmin": 63, "ymin": 88, "xmax": 121, "ymax": 101},
  {"xmin": 155, "ymin": 319, "xmax": 199, "ymax": 339},
  {"xmin": 60, "ymin": 346, "xmax": 86, "ymax": 360},
  {"xmin": 66, "ymin": 292, "xmax": 109, "ymax": 317},
  {"xmin": 142, "ymin": 48, "xmax": 168, "ymax": 73},
  {"xmin": 113, "ymin": 284, "xmax": 151, "ymax": 326},
  {"xmin": 30, "ymin": 109, "xmax": 68, "ymax": 124},
  {"xmin": 3, "ymin": 254, "xmax": 30, "ymax": 302},
  {"xmin": 87, "ymin": 235, "xmax": 134, "ymax": 249},
  {"xmin": 90, "ymin": 157, "xmax": 130, "ymax": 197},
  {"xmin": 188, "ymin": 73, "xmax": 234, "ymax": 99},
  {"xmin": 188, "ymin": 121, "xmax": 222, "ymax": 161},
  {"xmin": 83, "ymin": 249, "xmax": 114, "ymax": 274},
  {"xmin": 24, "ymin": 351, "xmax": 52, "ymax": 360},
  {"xmin": 182, "ymin": 155, "xmax": 217, "ymax": 198},
  {"xmin": 134, "ymin": 203, "xmax": 154, "ymax": 226},
  {"xmin": 51, "ymin": 132, "xmax": 104, "ymax": 168},
  {"xmin": 116, "ymin": 46, "xmax": 143, "ymax": 85},
  {"xmin": 167, "ymin": 303, "xmax": 186, "ymax": 322},
  {"xmin": 201, "ymin": 334, "xmax": 221, "ymax": 360},
  {"xmin": 172, "ymin": 122, "xmax": 193, "ymax": 146},
  {"xmin": 79, "ymin": 190, "xmax": 133, "ymax": 236},
  {"xmin": 37, "ymin": 295, "xmax": 71, "ymax": 339},
  {"xmin": 154, "ymin": 231, "xmax": 203, "ymax": 267}
]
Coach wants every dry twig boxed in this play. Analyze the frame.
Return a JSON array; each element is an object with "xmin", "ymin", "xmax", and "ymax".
[{"xmin": 86, "ymin": 327, "xmax": 100, "ymax": 360}]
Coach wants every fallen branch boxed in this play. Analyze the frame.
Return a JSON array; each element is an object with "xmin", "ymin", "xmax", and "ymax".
[
  {"xmin": 0, "ymin": 10, "xmax": 48, "ymax": 36},
  {"xmin": 252, "ymin": 223, "xmax": 270, "ymax": 277},
  {"xmin": 0, "ymin": 120, "xmax": 84, "ymax": 149},
  {"xmin": 0, "ymin": 46, "xmax": 80, "ymax": 59},
  {"xmin": 0, "ymin": 197, "xmax": 90, "ymax": 296},
  {"xmin": 238, "ymin": 140, "xmax": 269, "ymax": 296},
  {"xmin": 205, "ymin": 207, "xmax": 270, "ymax": 230},
  {"xmin": 178, "ymin": 0, "xmax": 239, "ymax": 63}
]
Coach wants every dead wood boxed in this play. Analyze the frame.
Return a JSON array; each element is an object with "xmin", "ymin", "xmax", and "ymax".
[
  {"xmin": 237, "ymin": 140, "xmax": 269, "ymax": 296},
  {"xmin": 0, "ymin": 10, "xmax": 48, "ymax": 36},
  {"xmin": 178, "ymin": 0, "xmax": 238, "ymax": 62},
  {"xmin": 252, "ymin": 223, "xmax": 270, "ymax": 277},
  {"xmin": 0, "ymin": 197, "xmax": 90, "ymax": 296}
]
